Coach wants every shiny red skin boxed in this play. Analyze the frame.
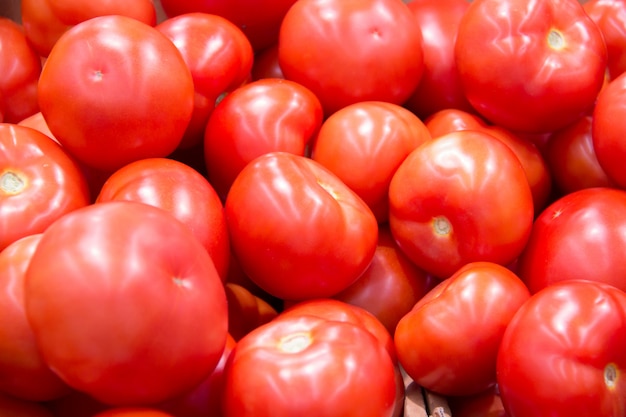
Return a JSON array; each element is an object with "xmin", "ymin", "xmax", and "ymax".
[{"xmin": 584, "ymin": 0, "xmax": 626, "ymax": 80}]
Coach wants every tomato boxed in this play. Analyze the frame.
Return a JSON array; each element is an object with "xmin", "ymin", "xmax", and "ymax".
[
  {"xmin": 310, "ymin": 101, "xmax": 431, "ymax": 223},
  {"xmin": 204, "ymin": 78, "xmax": 323, "ymax": 199},
  {"xmin": 0, "ymin": 391, "xmax": 55, "ymax": 417},
  {"xmin": 224, "ymin": 283, "xmax": 278, "ymax": 341},
  {"xmin": 38, "ymin": 15, "xmax": 195, "ymax": 173},
  {"xmin": 278, "ymin": 0, "xmax": 424, "ymax": 116},
  {"xmin": 156, "ymin": 13, "xmax": 254, "ymax": 149},
  {"xmin": 225, "ymin": 152, "xmax": 378, "ymax": 301},
  {"xmin": 455, "ymin": 0, "xmax": 607, "ymax": 133},
  {"xmin": 0, "ymin": 18, "xmax": 41, "ymax": 123},
  {"xmin": 447, "ymin": 386, "xmax": 508, "ymax": 417},
  {"xmin": 95, "ymin": 157, "xmax": 230, "ymax": 281},
  {"xmin": 0, "ymin": 234, "xmax": 70, "ymax": 402},
  {"xmin": 403, "ymin": 0, "xmax": 473, "ymax": 119},
  {"xmin": 395, "ymin": 262, "xmax": 530, "ymax": 396},
  {"xmin": 516, "ymin": 187, "xmax": 626, "ymax": 294},
  {"xmin": 0, "ymin": 123, "xmax": 90, "ymax": 252},
  {"xmin": 333, "ymin": 225, "xmax": 437, "ymax": 335},
  {"xmin": 24, "ymin": 201, "xmax": 228, "ymax": 406},
  {"xmin": 158, "ymin": 0, "xmax": 297, "ymax": 52},
  {"xmin": 222, "ymin": 315, "xmax": 398, "ymax": 417},
  {"xmin": 92, "ymin": 409, "xmax": 174, "ymax": 417},
  {"xmin": 388, "ymin": 130, "xmax": 534, "ymax": 279},
  {"xmin": 497, "ymin": 280, "xmax": 626, "ymax": 417},
  {"xmin": 584, "ymin": 0, "xmax": 626, "ymax": 80},
  {"xmin": 546, "ymin": 115, "xmax": 615, "ymax": 195}
]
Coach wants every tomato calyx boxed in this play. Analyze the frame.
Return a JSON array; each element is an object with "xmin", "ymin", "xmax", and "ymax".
[
  {"xmin": 278, "ymin": 332, "xmax": 312, "ymax": 353},
  {"xmin": 432, "ymin": 216, "xmax": 452, "ymax": 236},
  {"xmin": 0, "ymin": 171, "xmax": 26, "ymax": 195},
  {"xmin": 547, "ymin": 29, "xmax": 565, "ymax": 50},
  {"xmin": 605, "ymin": 363, "xmax": 618, "ymax": 389}
]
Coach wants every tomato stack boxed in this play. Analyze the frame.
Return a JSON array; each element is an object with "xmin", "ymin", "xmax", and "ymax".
[{"xmin": 0, "ymin": 0, "xmax": 625, "ymax": 417}]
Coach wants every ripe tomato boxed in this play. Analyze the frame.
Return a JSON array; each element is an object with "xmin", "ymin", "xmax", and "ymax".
[
  {"xmin": 225, "ymin": 152, "xmax": 378, "ymax": 301},
  {"xmin": 584, "ymin": 0, "xmax": 626, "ymax": 80},
  {"xmin": 388, "ymin": 130, "xmax": 534, "ymax": 279},
  {"xmin": 0, "ymin": 123, "xmax": 90, "ymax": 252},
  {"xmin": 38, "ymin": 15, "xmax": 195, "ymax": 173},
  {"xmin": 497, "ymin": 280, "xmax": 626, "ymax": 417},
  {"xmin": 95, "ymin": 157, "xmax": 230, "ymax": 281},
  {"xmin": 156, "ymin": 13, "xmax": 254, "ymax": 149},
  {"xmin": 24, "ymin": 201, "xmax": 228, "ymax": 405},
  {"xmin": 222, "ymin": 315, "xmax": 398, "ymax": 417},
  {"xmin": 278, "ymin": 0, "xmax": 424, "ymax": 116},
  {"xmin": 395, "ymin": 262, "xmax": 530, "ymax": 396},
  {"xmin": 516, "ymin": 187, "xmax": 626, "ymax": 294},
  {"xmin": 204, "ymin": 78, "xmax": 323, "ymax": 199},
  {"xmin": 310, "ymin": 101, "xmax": 431, "ymax": 223},
  {"xmin": 455, "ymin": 0, "xmax": 607, "ymax": 133}
]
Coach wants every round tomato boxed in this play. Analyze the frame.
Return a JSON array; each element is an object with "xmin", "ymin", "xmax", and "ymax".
[
  {"xmin": 225, "ymin": 152, "xmax": 378, "ymax": 301},
  {"xmin": 497, "ymin": 280, "xmax": 626, "ymax": 417},
  {"xmin": 395, "ymin": 262, "xmax": 530, "ymax": 396},
  {"xmin": 584, "ymin": 0, "xmax": 626, "ymax": 80},
  {"xmin": 0, "ymin": 123, "xmax": 90, "ymax": 252},
  {"xmin": 278, "ymin": 0, "xmax": 424, "ymax": 116},
  {"xmin": 222, "ymin": 315, "xmax": 398, "ymax": 417},
  {"xmin": 455, "ymin": 0, "xmax": 607, "ymax": 133},
  {"xmin": 388, "ymin": 130, "xmax": 534, "ymax": 279},
  {"xmin": 24, "ymin": 201, "xmax": 228, "ymax": 406},
  {"xmin": 38, "ymin": 15, "xmax": 195, "ymax": 173}
]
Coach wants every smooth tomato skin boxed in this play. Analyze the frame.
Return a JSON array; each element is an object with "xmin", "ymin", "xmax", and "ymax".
[
  {"xmin": 24, "ymin": 201, "xmax": 228, "ymax": 406},
  {"xmin": 584, "ymin": 0, "xmax": 626, "ymax": 80},
  {"xmin": 278, "ymin": 0, "xmax": 424, "ymax": 116},
  {"xmin": 497, "ymin": 280, "xmax": 626, "ymax": 417},
  {"xmin": 0, "ymin": 234, "xmax": 71, "ymax": 402},
  {"xmin": 333, "ymin": 225, "xmax": 438, "ymax": 335},
  {"xmin": 455, "ymin": 0, "xmax": 607, "ymax": 133},
  {"xmin": 204, "ymin": 78, "xmax": 323, "ymax": 199},
  {"xmin": 95, "ymin": 157, "xmax": 230, "ymax": 281},
  {"xmin": 0, "ymin": 123, "xmax": 90, "ymax": 252},
  {"xmin": 222, "ymin": 315, "xmax": 398, "ymax": 417},
  {"xmin": 395, "ymin": 262, "xmax": 530, "ymax": 397},
  {"xmin": 38, "ymin": 15, "xmax": 195, "ymax": 173},
  {"xmin": 159, "ymin": 0, "xmax": 297, "ymax": 52},
  {"xmin": 225, "ymin": 152, "xmax": 378, "ymax": 301},
  {"xmin": 403, "ymin": 0, "xmax": 473, "ymax": 119},
  {"xmin": 21, "ymin": 0, "xmax": 71, "ymax": 57},
  {"xmin": 156, "ymin": 13, "xmax": 254, "ymax": 149},
  {"xmin": 0, "ymin": 18, "xmax": 42, "ymax": 123},
  {"xmin": 388, "ymin": 130, "xmax": 534, "ymax": 279},
  {"xmin": 311, "ymin": 101, "xmax": 431, "ymax": 223},
  {"xmin": 516, "ymin": 187, "xmax": 626, "ymax": 294}
]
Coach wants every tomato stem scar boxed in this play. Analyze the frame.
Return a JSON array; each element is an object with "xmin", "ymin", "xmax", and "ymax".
[
  {"xmin": 0, "ymin": 171, "xmax": 25, "ymax": 194},
  {"xmin": 432, "ymin": 216, "xmax": 452, "ymax": 236},
  {"xmin": 547, "ymin": 29, "xmax": 565, "ymax": 50},
  {"xmin": 605, "ymin": 363, "xmax": 618, "ymax": 389},
  {"xmin": 279, "ymin": 332, "xmax": 312, "ymax": 353}
]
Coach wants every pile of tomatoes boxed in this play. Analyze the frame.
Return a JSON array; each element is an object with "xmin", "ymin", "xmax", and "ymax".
[{"xmin": 0, "ymin": 0, "xmax": 625, "ymax": 416}]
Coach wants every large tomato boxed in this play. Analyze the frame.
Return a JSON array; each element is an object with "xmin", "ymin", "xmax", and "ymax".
[
  {"xmin": 225, "ymin": 152, "xmax": 378, "ymax": 301},
  {"xmin": 455, "ymin": 0, "xmax": 607, "ymax": 133},
  {"xmin": 388, "ymin": 130, "xmax": 534, "ymax": 279},
  {"xmin": 0, "ymin": 123, "xmax": 90, "ymax": 252},
  {"xmin": 516, "ymin": 187, "xmax": 626, "ymax": 294},
  {"xmin": 24, "ymin": 201, "xmax": 228, "ymax": 406},
  {"xmin": 222, "ymin": 315, "xmax": 398, "ymax": 417},
  {"xmin": 38, "ymin": 15, "xmax": 195, "ymax": 173},
  {"xmin": 497, "ymin": 280, "xmax": 626, "ymax": 417},
  {"xmin": 278, "ymin": 0, "xmax": 424, "ymax": 116},
  {"xmin": 584, "ymin": 0, "xmax": 626, "ymax": 80}
]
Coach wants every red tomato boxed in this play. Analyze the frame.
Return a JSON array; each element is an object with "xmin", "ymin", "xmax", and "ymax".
[
  {"xmin": 0, "ymin": 18, "xmax": 41, "ymax": 123},
  {"xmin": 278, "ymin": 0, "xmax": 424, "ymax": 116},
  {"xmin": 204, "ymin": 78, "xmax": 323, "ymax": 199},
  {"xmin": 584, "ymin": 0, "xmax": 626, "ymax": 80},
  {"xmin": 455, "ymin": 0, "xmax": 607, "ymax": 133},
  {"xmin": 333, "ymin": 225, "xmax": 437, "ymax": 335},
  {"xmin": 0, "ymin": 391, "xmax": 55, "ymax": 417},
  {"xmin": 0, "ymin": 123, "xmax": 90, "ymax": 252},
  {"xmin": 516, "ymin": 187, "xmax": 626, "ymax": 294},
  {"xmin": 38, "ymin": 15, "xmax": 195, "ymax": 173},
  {"xmin": 158, "ymin": 0, "xmax": 297, "ymax": 52},
  {"xmin": 92, "ymin": 409, "xmax": 174, "ymax": 417},
  {"xmin": 310, "ymin": 101, "xmax": 431, "ymax": 223},
  {"xmin": 546, "ymin": 115, "xmax": 615, "ymax": 195},
  {"xmin": 395, "ymin": 262, "xmax": 530, "ymax": 396},
  {"xmin": 403, "ymin": 0, "xmax": 473, "ymax": 119},
  {"xmin": 222, "ymin": 315, "xmax": 398, "ymax": 417},
  {"xmin": 0, "ymin": 234, "xmax": 70, "ymax": 402},
  {"xmin": 95, "ymin": 157, "xmax": 230, "ymax": 281},
  {"xmin": 24, "ymin": 201, "xmax": 228, "ymax": 406},
  {"xmin": 225, "ymin": 152, "xmax": 378, "ymax": 301},
  {"xmin": 21, "ymin": 0, "xmax": 70, "ymax": 57},
  {"xmin": 388, "ymin": 130, "xmax": 534, "ymax": 279},
  {"xmin": 156, "ymin": 13, "xmax": 254, "ymax": 149},
  {"xmin": 497, "ymin": 280, "xmax": 626, "ymax": 417}
]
